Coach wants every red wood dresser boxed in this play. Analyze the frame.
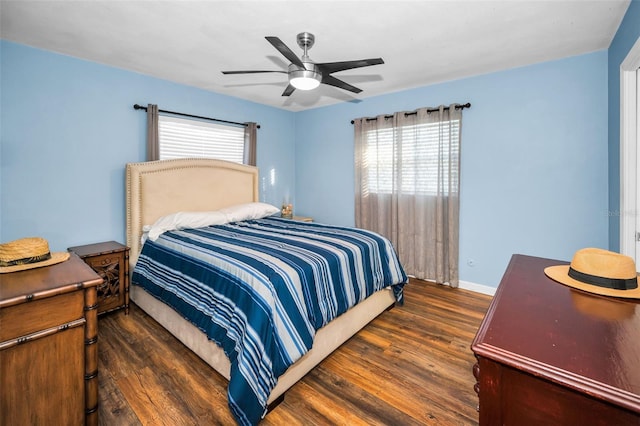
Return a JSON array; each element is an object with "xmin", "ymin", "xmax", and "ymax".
[{"xmin": 471, "ymin": 254, "xmax": 640, "ymax": 425}]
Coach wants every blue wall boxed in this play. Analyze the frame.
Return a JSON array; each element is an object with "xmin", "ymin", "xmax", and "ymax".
[
  {"xmin": 0, "ymin": 41, "xmax": 296, "ymax": 251},
  {"xmin": 608, "ymin": 0, "xmax": 640, "ymax": 251},
  {"xmin": 296, "ymin": 51, "xmax": 609, "ymax": 288},
  {"xmin": 0, "ymin": 40, "xmax": 618, "ymax": 289}
]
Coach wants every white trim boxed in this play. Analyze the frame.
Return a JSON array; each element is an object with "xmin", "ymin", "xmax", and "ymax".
[
  {"xmin": 458, "ymin": 280, "xmax": 496, "ymax": 296},
  {"xmin": 622, "ymin": 37, "xmax": 640, "ymax": 70},
  {"xmin": 620, "ymin": 36, "xmax": 640, "ymax": 258},
  {"xmin": 620, "ymin": 69, "xmax": 637, "ymax": 257},
  {"xmin": 410, "ymin": 276, "xmax": 496, "ymax": 296}
]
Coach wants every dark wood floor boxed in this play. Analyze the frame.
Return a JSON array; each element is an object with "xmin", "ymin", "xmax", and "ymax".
[{"xmin": 97, "ymin": 279, "xmax": 492, "ymax": 425}]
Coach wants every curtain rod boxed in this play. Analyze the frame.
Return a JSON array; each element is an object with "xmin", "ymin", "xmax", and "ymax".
[
  {"xmin": 350, "ymin": 102, "xmax": 471, "ymax": 124},
  {"xmin": 133, "ymin": 104, "xmax": 260, "ymax": 129}
]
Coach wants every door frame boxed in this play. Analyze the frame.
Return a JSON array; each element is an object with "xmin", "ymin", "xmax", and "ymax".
[{"xmin": 620, "ymin": 36, "xmax": 640, "ymax": 259}]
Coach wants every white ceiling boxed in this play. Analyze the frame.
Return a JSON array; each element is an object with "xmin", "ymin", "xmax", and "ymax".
[{"xmin": 0, "ymin": 0, "xmax": 631, "ymax": 112}]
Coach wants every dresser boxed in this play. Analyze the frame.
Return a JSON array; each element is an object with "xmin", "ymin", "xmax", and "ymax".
[
  {"xmin": 0, "ymin": 253, "xmax": 103, "ymax": 426},
  {"xmin": 471, "ymin": 254, "xmax": 640, "ymax": 425}
]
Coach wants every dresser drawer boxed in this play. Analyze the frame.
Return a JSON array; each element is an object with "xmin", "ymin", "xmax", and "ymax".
[
  {"xmin": 0, "ymin": 325, "xmax": 85, "ymax": 425},
  {"xmin": 0, "ymin": 290, "xmax": 84, "ymax": 341}
]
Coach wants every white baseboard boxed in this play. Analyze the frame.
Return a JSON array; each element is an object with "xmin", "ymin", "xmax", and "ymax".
[
  {"xmin": 458, "ymin": 280, "xmax": 496, "ymax": 296},
  {"xmin": 409, "ymin": 275, "xmax": 497, "ymax": 296}
]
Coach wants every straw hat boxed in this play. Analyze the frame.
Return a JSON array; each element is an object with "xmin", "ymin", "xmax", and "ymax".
[
  {"xmin": 544, "ymin": 248, "xmax": 640, "ymax": 299},
  {"xmin": 0, "ymin": 237, "xmax": 70, "ymax": 273}
]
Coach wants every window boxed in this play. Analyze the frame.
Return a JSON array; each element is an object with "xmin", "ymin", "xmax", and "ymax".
[
  {"xmin": 354, "ymin": 105, "xmax": 464, "ymax": 285},
  {"xmin": 364, "ymin": 119, "xmax": 460, "ymax": 195},
  {"xmin": 158, "ymin": 115, "xmax": 245, "ymax": 163}
]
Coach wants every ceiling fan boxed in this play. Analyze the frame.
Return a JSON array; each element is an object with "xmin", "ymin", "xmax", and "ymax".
[{"xmin": 221, "ymin": 32, "xmax": 384, "ymax": 97}]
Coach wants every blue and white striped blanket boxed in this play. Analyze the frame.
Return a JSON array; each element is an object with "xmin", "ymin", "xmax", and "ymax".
[{"xmin": 132, "ymin": 217, "xmax": 407, "ymax": 425}]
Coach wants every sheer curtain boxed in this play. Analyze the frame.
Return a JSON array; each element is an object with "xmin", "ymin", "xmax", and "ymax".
[
  {"xmin": 244, "ymin": 122, "xmax": 258, "ymax": 166},
  {"xmin": 146, "ymin": 104, "xmax": 159, "ymax": 161},
  {"xmin": 354, "ymin": 105, "xmax": 462, "ymax": 286}
]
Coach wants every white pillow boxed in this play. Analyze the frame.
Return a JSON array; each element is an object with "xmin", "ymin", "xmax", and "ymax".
[
  {"xmin": 218, "ymin": 202, "xmax": 280, "ymax": 223},
  {"xmin": 145, "ymin": 203, "xmax": 279, "ymax": 242},
  {"xmin": 147, "ymin": 210, "xmax": 228, "ymax": 241}
]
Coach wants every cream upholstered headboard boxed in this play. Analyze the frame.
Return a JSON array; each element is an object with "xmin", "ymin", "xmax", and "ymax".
[{"xmin": 125, "ymin": 158, "xmax": 259, "ymax": 269}]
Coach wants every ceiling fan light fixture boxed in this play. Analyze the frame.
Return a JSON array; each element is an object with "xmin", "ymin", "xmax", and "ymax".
[
  {"xmin": 289, "ymin": 69, "xmax": 321, "ymax": 91},
  {"xmin": 223, "ymin": 32, "xmax": 383, "ymax": 97}
]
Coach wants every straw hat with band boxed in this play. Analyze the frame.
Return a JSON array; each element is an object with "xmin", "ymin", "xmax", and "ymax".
[
  {"xmin": 0, "ymin": 237, "xmax": 70, "ymax": 273},
  {"xmin": 544, "ymin": 247, "xmax": 640, "ymax": 299}
]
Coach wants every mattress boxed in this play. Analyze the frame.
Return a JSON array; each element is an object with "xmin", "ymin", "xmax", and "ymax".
[{"xmin": 132, "ymin": 217, "xmax": 407, "ymax": 425}]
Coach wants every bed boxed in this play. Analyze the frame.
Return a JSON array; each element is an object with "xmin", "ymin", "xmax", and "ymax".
[{"xmin": 125, "ymin": 158, "xmax": 406, "ymax": 425}]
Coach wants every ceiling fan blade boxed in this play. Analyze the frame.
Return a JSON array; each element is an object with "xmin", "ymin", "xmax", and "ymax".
[
  {"xmin": 265, "ymin": 36, "xmax": 305, "ymax": 69},
  {"xmin": 221, "ymin": 70, "xmax": 287, "ymax": 75},
  {"xmin": 321, "ymin": 74, "xmax": 362, "ymax": 94},
  {"xmin": 282, "ymin": 84, "xmax": 296, "ymax": 97},
  {"xmin": 316, "ymin": 58, "xmax": 384, "ymax": 74}
]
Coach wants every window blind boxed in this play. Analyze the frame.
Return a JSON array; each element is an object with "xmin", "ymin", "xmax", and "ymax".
[
  {"xmin": 365, "ymin": 120, "xmax": 460, "ymax": 195},
  {"xmin": 158, "ymin": 115, "xmax": 245, "ymax": 164}
]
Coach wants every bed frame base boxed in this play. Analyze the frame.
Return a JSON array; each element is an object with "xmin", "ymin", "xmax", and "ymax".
[
  {"xmin": 125, "ymin": 158, "xmax": 397, "ymax": 411},
  {"xmin": 266, "ymin": 394, "xmax": 285, "ymax": 414},
  {"xmin": 130, "ymin": 285, "xmax": 395, "ymax": 405}
]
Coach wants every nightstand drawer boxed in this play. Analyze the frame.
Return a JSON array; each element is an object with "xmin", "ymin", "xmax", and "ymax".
[
  {"xmin": 86, "ymin": 253, "xmax": 122, "ymax": 270},
  {"xmin": 0, "ymin": 291, "xmax": 84, "ymax": 341}
]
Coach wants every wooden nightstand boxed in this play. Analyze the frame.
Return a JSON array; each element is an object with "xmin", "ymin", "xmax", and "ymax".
[
  {"xmin": 291, "ymin": 216, "xmax": 313, "ymax": 222},
  {"xmin": 68, "ymin": 241, "xmax": 130, "ymax": 315}
]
